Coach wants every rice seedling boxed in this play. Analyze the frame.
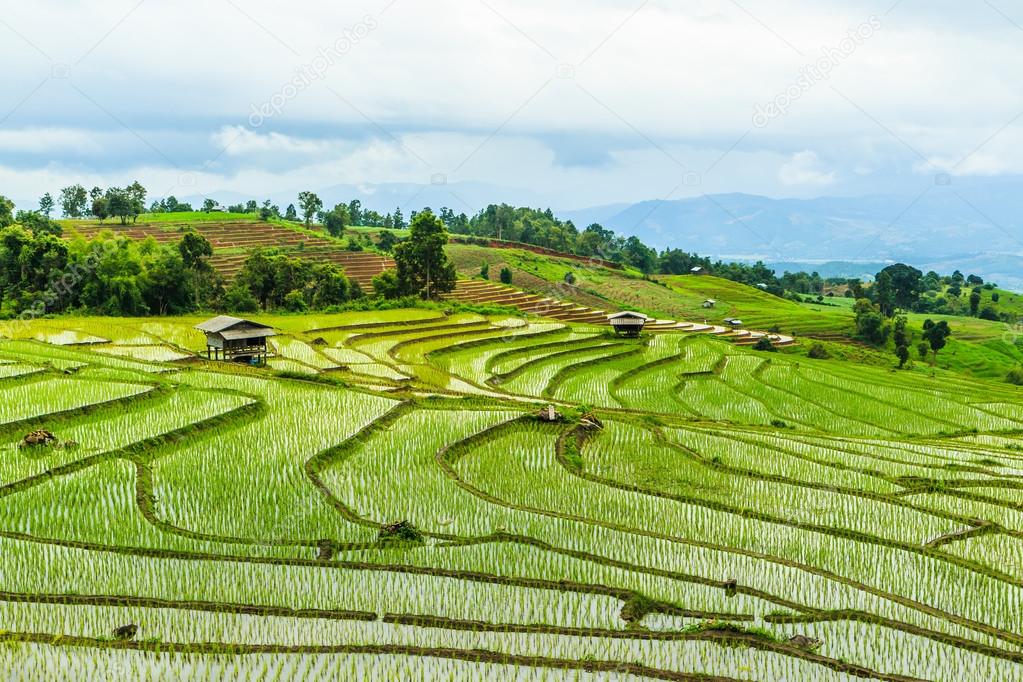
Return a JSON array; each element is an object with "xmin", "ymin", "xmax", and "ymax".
[{"xmin": 2, "ymin": 315, "xmax": 1023, "ymax": 679}]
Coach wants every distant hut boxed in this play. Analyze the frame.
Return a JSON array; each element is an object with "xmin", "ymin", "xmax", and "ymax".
[
  {"xmin": 702, "ymin": 299, "xmax": 717, "ymax": 309},
  {"xmin": 608, "ymin": 311, "xmax": 648, "ymax": 337},
  {"xmin": 195, "ymin": 316, "xmax": 275, "ymax": 363},
  {"xmin": 690, "ymin": 266, "xmax": 706, "ymax": 275}
]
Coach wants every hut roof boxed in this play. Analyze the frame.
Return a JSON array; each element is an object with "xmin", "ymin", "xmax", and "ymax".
[
  {"xmin": 195, "ymin": 316, "xmax": 275, "ymax": 336},
  {"xmin": 607, "ymin": 311, "xmax": 649, "ymax": 321},
  {"xmin": 220, "ymin": 328, "xmax": 276, "ymax": 341}
]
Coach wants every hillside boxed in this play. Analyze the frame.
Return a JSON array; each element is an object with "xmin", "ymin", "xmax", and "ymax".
[
  {"xmin": 52, "ymin": 215, "xmax": 1023, "ymax": 381},
  {"xmin": 4, "ymin": 308, "xmax": 1023, "ymax": 679},
  {"xmin": 64, "ymin": 215, "xmax": 395, "ymax": 293}
]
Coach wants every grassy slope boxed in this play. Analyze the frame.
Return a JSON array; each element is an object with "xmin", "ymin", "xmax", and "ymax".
[
  {"xmin": 47, "ymin": 216, "xmax": 1023, "ymax": 382},
  {"xmin": 448, "ymin": 243, "xmax": 1023, "ymax": 381}
]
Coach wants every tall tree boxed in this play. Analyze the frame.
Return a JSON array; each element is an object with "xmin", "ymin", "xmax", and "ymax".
[
  {"xmin": 922, "ymin": 319, "xmax": 952, "ymax": 364},
  {"xmin": 59, "ymin": 184, "xmax": 88, "ymax": 218},
  {"xmin": 91, "ymin": 196, "xmax": 110, "ymax": 223},
  {"xmin": 969, "ymin": 289, "xmax": 982, "ymax": 316},
  {"xmin": 297, "ymin": 191, "xmax": 322, "ymax": 225},
  {"xmin": 0, "ymin": 195, "xmax": 14, "ymax": 228},
  {"xmin": 322, "ymin": 203, "xmax": 350, "ymax": 237},
  {"xmin": 347, "ymin": 199, "xmax": 362, "ymax": 226},
  {"xmin": 105, "ymin": 188, "xmax": 132, "ymax": 225},
  {"xmin": 875, "ymin": 263, "xmax": 923, "ymax": 315},
  {"xmin": 179, "ymin": 231, "xmax": 215, "ymax": 309},
  {"xmin": 125, "ymin": 181, "xmax": 147, "ymax": 222},
  {"xmin": 392, "ymin": 209, "xmax": 456, "ymax": 299},
  {"xmin": 872, "ymin": 270, "xmax": 896, "ymax": 317},
  {"xmin": 38, "ymin": 193, "xmax": 54, "ymax": 217}
]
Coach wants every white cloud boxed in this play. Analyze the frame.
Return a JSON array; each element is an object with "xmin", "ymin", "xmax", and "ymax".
[
  {"xmin": 779, "ymin": 151, "xmax": 835, "ymax": 187},
  {"xmin": 0, "ymin": 1, "xmax": 1021, "ymax": 205},
  {"xmin": 0, "ymin": 128, "xmax": 102, "ymax": 154}
]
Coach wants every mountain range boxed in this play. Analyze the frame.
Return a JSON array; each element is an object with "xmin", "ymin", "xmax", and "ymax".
[{"xmin": 146, "ymin": 175, "xmax": 1023, "ymax": 290}]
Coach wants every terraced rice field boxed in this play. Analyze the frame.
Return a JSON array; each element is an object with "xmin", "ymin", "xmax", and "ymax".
[{"xmin": 3, "ymin": 310, "xmax": 1023, "ymax": 679}]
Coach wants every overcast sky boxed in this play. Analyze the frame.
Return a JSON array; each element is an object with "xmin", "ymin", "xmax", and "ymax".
[{"xmin": 1, "ymin": 0, "xmax": 1021, "ymax": 210}]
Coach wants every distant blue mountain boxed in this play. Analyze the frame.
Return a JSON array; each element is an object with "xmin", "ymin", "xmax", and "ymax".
[{"xmin": 563, "ymin": 180, "xmax": 1023, "ymax": 289}]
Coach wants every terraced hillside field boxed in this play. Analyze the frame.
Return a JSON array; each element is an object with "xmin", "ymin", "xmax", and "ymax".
[
  {"xmin": 66, "ymin": 220, "xmax": 395, "ymax": 292},
  {"xmin": 3, "ymin": 310, "xmax": 1023, "ymax": 679}
]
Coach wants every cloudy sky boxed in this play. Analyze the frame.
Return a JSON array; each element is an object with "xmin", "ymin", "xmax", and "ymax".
[{"xmin": 1, "ymin": 0, "xmax": 1021, "ymax": 211}]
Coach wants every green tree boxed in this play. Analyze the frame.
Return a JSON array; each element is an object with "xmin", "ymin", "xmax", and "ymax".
[
  {"xmin": 1007, "ymin": 367, "xmax": 1023, "ymax": 386},
  {"xmin": 371, "ymin": 269, "xmax": 402, "ymax": 299},
  {"xmin": 348, "ymin": 199, "xmax": 362, "ymax": 226},
  {"xmin": 235, "ymin": 250, "xmax": 277, "ymax": 310},
  {"xmin": 283, "ymin": 289, "xmax": 308, "ymax": 312},
  {"xmin": 479, "ymin": 262, "xmax": 490, "ymax": 280},
  {"xmin": 392, "ymin": 206, "xmax": 405, "ymax": 229},
  {"xmin": 259, "ymin": 199, "xmax": 274, "ymax": 221},
  {"xmin": 38, "ymin": 193, "xmax": 54, "ymax": 217},
  {"xmin": 16, "ymin": 210, "xmax": 61, "ymax": 236},
  {"xmin": 125, "ymin": 181, "xmax": 147, "ymax": 222},
  {"xmin": 917, "ymin": 341, "xmax": 930, "ymax": 360},
  {"xmin": 105, "ymin": 188, "xmax": 133, "ymax": 225},
  {"xmin": 59, "ymin": 184, "xmax": 88, "ymax": 218},
  {"xmin": 222, "ymin": 283, "xmax": 259, "ymax": 313},
  {"xmin": 392, "ymin": 209, "xmax": 456, "ymax": 299},
  {"xmin": 297, "ymin": 191, "xmax": 322, "ymax": 225},
  {"xmin": 979, "ymin": 306, "xmax": 999, "ymax": 321},
  {"xmin": 0, "ymin": 195, "xmax": 14, "ymax": 228},
  {"xmin": 896, "ymin": 344, "xmax": 910, "ymax": 368},
  {"xmin": 872, "ymin": 270, "xmax": 896, "ymax": 317},
  {"xmin": 309, "ymin": 262, "xmax": 351, "ymax": 307},
  {"xmin": 377, "ymin": 230, "xmax": 398, "ymax": 252},
  {"xmin": 876, "ymin": 263, "xmax": 923, "ymax": 313},
  {"xmin": 892, "ymin": 316, "xmax": 909, "ymax": 348},
  {"xmin": 853, "ymin": 298, "xmax": 889, "ymax": 345},
  {"xmin": 969, "ymin": 289, "xmax": 981, "ymax": 315},
  {"xmin": 91, "ymin": 196, "xmax": 110, "ymax": 223},
  {"xmin": 179, "ymin": 231, "xmax": 215, "ymax": 309},
  {"xmin": 922, "ymin": 319, "xmax": 952, "ymax": 363},
  {"xmin": 202, "ymin": 198, "xmax": 217, "ymax": 212},
  {"xmin": 284, "ymin": 204, "xmax": 298, "ymax": 221},
  {"xmin": 322, "ymin": 203, "xmax": 351, "ymax": 237},
  {"xmin": 499, "ymin": 267, "xmax": 513, "ymax": 284}
]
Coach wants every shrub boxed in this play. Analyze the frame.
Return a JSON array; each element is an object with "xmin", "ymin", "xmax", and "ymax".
[
  {"xmin": 807, "ymin": 343, "xmax": 829, "ymax": 359},
  {"xmin": 979, "ymin": 306, "xmax": 999, "ymax": 321},
  {"xmin": 1007, "ymin": 367, "xmax": 1023, "ymax": 386},
  {"xmin": 371, "ymin": 270, "xmax": 402, "ymax": 299},
  {"xmin": 564, "ymin": 271, "xmax": 576, "ymax": 285},
  {"xmin": 499, "ymin": 267, "xmax": 513, "ymax": 284},
  {"xmin": 753, "ymin": 337, "xmax": 777, "ymax": 352},
  {"xmin": 283, "ymin": 289, "xmax": 308, "ymax": 312},
  {"xmin": 222, "ymin": 284, "xmax": 259, "ymax": 313},
  {"xmin": 479, "ymin": 262, "xmax": 490, "ymax": 280}
]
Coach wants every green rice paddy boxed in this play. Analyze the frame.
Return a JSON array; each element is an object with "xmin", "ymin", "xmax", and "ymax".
[{"xmin": 2, "ymin": 308, "xmax": 1023, "ymax": 680}]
